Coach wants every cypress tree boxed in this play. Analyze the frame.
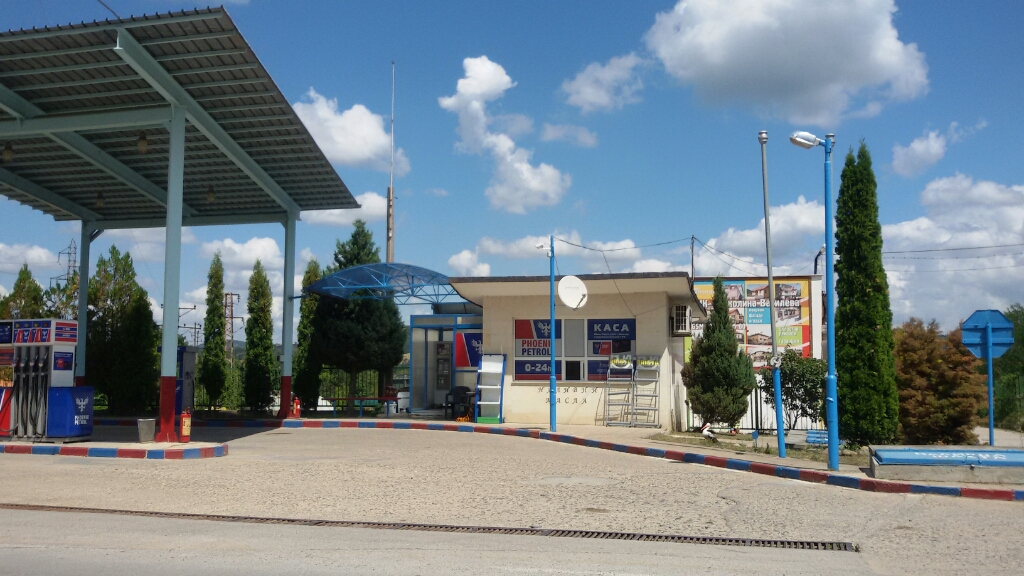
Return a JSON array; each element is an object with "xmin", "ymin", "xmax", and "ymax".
[
  {"xmin": 244, "ymin": 259, "xmax": 275, "ymax": 413},
  {"xmin": 199, "ymin": 253, "xmax": 228, "ymax": 406},
  {"xmin": 682, "ymin": 276, "xmax": 756, "ymax": 426},
  {"xmin": 0, "ymin": 264, "xmax": 45, "ymax": 319},
  {"xmin": 293, "ymin": 259, "xmax": 323, "ymax": 410},
  {"xmin": 834, "ymin": 142, "xmax": 899, "ymax": 446}
]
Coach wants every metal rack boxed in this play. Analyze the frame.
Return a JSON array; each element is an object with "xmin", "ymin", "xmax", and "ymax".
[
  {"xmin": 604, "ymin": 354, "xmax": 634, "ymax": 427},
  {"xmin": 632, "ymin": 356, "xmax": 661, "ymax": 428},
  {"xmin": 603, "ymin": 354, "xmax": 661, "ymax": 427}
]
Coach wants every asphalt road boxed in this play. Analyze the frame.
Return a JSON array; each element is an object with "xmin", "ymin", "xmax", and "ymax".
[{"xmin": 0, "ymin": 508, "xmax": 871, "ymax": 576}]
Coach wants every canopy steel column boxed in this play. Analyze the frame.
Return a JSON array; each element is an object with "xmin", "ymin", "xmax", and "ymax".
[
  {"xmin": 155, "ymin": 106, "xmax": 185, "ymax": 443},
  {"xmin": 74, "ymin": 222, "xmax": 93, "ymax": 387},
  {"xmin": 276, "ymin": 214, "xmax": 296, "ymax": 418}
]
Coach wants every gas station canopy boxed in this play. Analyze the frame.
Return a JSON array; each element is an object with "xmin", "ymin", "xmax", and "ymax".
[
  {"xmin": 0, "ymin": 7, "xmax": 357, "ymax": 229},
  {"xmin": 305, "ymin": 263, "xmax": 461, "ymax": 305}
]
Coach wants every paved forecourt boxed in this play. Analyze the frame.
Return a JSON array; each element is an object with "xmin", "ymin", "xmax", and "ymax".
[{"xmin": 1, "ymin": 425, "xmax": 1022, "ymax": 575}]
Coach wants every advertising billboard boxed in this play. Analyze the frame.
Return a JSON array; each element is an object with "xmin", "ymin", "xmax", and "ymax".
[{"xmin": 691, "ymin": 278, "xmax": 813, "ymax": 368}]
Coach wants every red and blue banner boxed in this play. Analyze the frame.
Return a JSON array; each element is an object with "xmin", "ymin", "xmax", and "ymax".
[
  {"xmin": 54, "ymin": 322, "xmax": 78, "ymax": 343},
  {"xmin": 454, "ymin": 332, "xmax": 483, "ymax": 368}
]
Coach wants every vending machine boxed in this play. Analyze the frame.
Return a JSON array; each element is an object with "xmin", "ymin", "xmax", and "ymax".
[{"xmin": 7, "ymin": 319, "xmax": 92, "ymax": 442}]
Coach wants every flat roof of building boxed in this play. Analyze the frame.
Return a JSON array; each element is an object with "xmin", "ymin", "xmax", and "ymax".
[{"xmin": 449, "ymin": 272, "xmax": 708, "ymax": 319}]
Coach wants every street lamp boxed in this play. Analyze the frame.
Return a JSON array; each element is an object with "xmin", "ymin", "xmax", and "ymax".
[
  {"xmin": 537, "ymin": 237, "xmax": 557, "ymax": 432},
  {"xmin": 790, "ymin": 130, "xmax": 839, "ymax": 471},
  {"xmin": 758, "ymin": 130, "xmax": 786, "ymax": 458},
  {"xmin": 813, "ymin": 245, "xmax": 825, "ymax": 274}
]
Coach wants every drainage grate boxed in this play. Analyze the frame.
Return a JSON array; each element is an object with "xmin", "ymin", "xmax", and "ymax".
[{"xmin": 0, "ymin": 502, "xmax": 857, "ymax": 553}]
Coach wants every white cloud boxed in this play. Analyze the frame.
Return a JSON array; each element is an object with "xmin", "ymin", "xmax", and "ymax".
[
  {"xmin": 478, "ymin": 231, "xmax": 583, "ymax": 259},
  {"xmin": 892, "ymin": 120, "xmax": 987, "ymax": 177},
  {"xmin": 200, "ymin": 237, "xmax": 284, "ymax": 274},
  {"xmin": 425, "ymin": 188, "xmax": 449, "ymax": 197},
  {"xmin": 882, "ymin": 174, "xmax": 1024, "ymax": 329},
  {"xmin": 624, "ymin": 259, "xmax": 688, "ymax": 273},
  {"xmin": 103, "ymin": 227, "xmax": 198, "ymax": 262},
  {"xmin": 644, "ymin": 0, "xmax": 929, "ymax": 125},
  {"xmin": 892, "ymin": 130, "xmax": 946, "ymax": 177},
  {"xmin": 0, "ymin": 284, "xmax": 7, "ymax": 297},
  {"xmin": 491, "ymin": 113, "xmax": 534, "ymax": 137},
  {"xmin": 293, "ymin": 88, "xmax": 410, "ymax": 175},
  {"xmin": 447, "ymin": 250, "xmax": 491, "ymax": 276},
  {"xmin": 561, "ymin": 53, "xmax": 644, "ymax": 114},
  {"xmin": 301, "ymin": 191, "xmax": 387, "ymax": 226},
  {"xmin": 541, "ymin": 123, "xmax": 598, "ymax": 147},
  {"xmin": 474, "ymin": 231, "xmax": 660, "ymax": 273},
  {"xmin": 440, "ymin": 56, "xmax": 571, "ymax": 213},
  {"xmin": 693, "ymin": 196, "xmax": 825, "ymax": 277},
  {"xmin": 0, "ymin": 244, "xmax": 58, "ymax": 273}
]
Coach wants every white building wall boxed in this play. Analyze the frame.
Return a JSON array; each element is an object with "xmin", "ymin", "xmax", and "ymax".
[{"xmin": 481, "ymin": 292, "xmax": 676, "ymax": 427}]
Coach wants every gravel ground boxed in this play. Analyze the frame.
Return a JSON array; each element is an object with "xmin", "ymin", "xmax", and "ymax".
[{"xmin": 1, "ymin": 428, "xmax": 1022, "ymax": 575}]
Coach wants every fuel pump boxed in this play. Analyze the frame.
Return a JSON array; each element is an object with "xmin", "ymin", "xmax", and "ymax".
[{"xmin": 7, "ymin": 319, "xmax": 92, "ymax": 442}]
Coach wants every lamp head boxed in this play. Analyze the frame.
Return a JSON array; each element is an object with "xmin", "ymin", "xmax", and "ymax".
[
  {"xmin": 758, "ymin": 130, "xmax": 768, "ymax": 145},
  {"xmin": 789, "ymin": 131, "xmax": 821, "ymax": 149}
]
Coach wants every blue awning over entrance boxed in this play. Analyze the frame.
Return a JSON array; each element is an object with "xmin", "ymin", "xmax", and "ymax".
[{"xmin": 303, "ymin": 263, "xmax": 461, "ymax": 305}]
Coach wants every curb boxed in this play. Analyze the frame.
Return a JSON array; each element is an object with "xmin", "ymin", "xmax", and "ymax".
[
  {"xmin": 94, "ymin": 418, "xmax": 1024, "ymax": 502},
  {"xmin": 1, "ymin": 442, "xmax": 229, "ymax": 459}
]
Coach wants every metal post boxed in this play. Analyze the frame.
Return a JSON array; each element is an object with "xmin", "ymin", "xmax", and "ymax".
[
  {"xmin": 823, "ymin": 134, "xmax": 839, "ymax": 470},
  {"xmin": 74, "ymin": 221, "xmax": 92, "ymax": 386},
  {"xmin": 987, "ymin": 322, "xmax": 995, "ymax": 446},
  {"xmin": 156, "ymin": 105, "xmax": 185, "ymax": 443},
  {"xmin": 277, "ymin": 214, "xmax": 296, "ymax": 418},
  {"xmin": 759, "ymin": 131, "xmax": 786, "ymax": 457},
  {"xmin": 549, "ymin": 234, "xmax": 557, "ymax": 432}
]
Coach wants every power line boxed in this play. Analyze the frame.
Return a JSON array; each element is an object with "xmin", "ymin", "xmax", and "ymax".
[
  {"xmin": 555, "ymin": 236, "xmax": 689, "ymax": 252},
  {"xmin": 883, "ymin": 242, "xmax": 1024, "ymax": 254},
  {"xmin": 886, "ymin": 263, "xmax": 1024, "ymax": 273},
  {"xmin": 885, "ymin": 253, "xmax": 1022, "ymax": 260}
]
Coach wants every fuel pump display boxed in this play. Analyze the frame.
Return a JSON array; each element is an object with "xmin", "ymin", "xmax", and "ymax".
[{"xmin": 5, "ymin": 319, "xmax": 92, "ymax": 442}]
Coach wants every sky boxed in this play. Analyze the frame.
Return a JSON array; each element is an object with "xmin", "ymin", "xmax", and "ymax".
[{"xmin": 1, "ymin": 0, "xmax": 1023, "ymax": 342}]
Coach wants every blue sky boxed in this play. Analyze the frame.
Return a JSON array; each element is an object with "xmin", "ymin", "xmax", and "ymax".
[{"xmin": 2, "ymin": 0, "xmax": 1023, "ymax": 338}]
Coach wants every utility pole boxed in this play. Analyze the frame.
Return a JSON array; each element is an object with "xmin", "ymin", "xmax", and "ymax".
[
  {"xmin": 224, "ymin": 292, "xmax": 241, "ymax": 366},
  {"xmin": 386, "ymin": 60, "xmax": 396, "ymax": 263}
]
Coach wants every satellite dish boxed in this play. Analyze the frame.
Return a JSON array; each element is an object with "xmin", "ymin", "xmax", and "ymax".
[{"xmin": 558, "ymin": 275, "xmax": 588, "ymax": 309}]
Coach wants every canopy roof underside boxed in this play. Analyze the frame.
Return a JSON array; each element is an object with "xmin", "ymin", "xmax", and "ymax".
[{"xmin": 0, "ymin": 7, "xmax": 356, "ymax": 229}]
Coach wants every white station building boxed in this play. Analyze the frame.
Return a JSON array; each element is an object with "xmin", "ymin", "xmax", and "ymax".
[{"xmin": 408, "ymin": 272, "xmax": 823, "ymax": 431}]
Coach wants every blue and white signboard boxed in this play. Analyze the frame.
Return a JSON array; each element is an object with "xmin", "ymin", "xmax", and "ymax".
[
  {"xmin": 587, "ymin": 319, "xmax": 636, "ymax": 341},
  {"xmin": 962, "ymin": 309, "xmax": 1016, "ymax": 447}
]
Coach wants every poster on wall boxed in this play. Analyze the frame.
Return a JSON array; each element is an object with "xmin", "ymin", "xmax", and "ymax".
[
  {"xmin": 454, "ymin": 332, "xmax": 483, "ymax": 368},
  {"xmin": 691, "ymin": 278, "xmax": 812, "ymax": 368},
  {"xmin": 515, "ymin": 319, "xmax": 561, "ymax": 357}
]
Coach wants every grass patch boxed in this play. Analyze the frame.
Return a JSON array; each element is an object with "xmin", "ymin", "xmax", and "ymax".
[{"xmin": 650, "ymin": 433, "xmax": 870, "ymax": 468}]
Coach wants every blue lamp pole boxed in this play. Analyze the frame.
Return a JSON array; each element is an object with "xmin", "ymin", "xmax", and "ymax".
[
  {"xmin": 758, "ymin": 130, "xmax": 786, "ymax": 458},
  {"xmin": 548, "ymin": 234, "xmax": 557, "ymax": 432},
  {"xmin": 791, "ymin": 131, "xmax": 839, "ymax": 471}
]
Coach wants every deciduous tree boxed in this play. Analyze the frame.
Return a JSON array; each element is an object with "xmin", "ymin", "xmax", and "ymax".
[
  {"xmin": 835, "ymin": 142, "xmax": 899, "ymax": 446},
  {"xmin": 894, "ymin": 319, "xmax": 985, "ymax": 445},
  {"xmin": 758, "ymin": 349, "xmax": 826, "ymax": 430},
  {"xmin": 86, "ymin": 246, "xmax": 159, "ymax": 414}
]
